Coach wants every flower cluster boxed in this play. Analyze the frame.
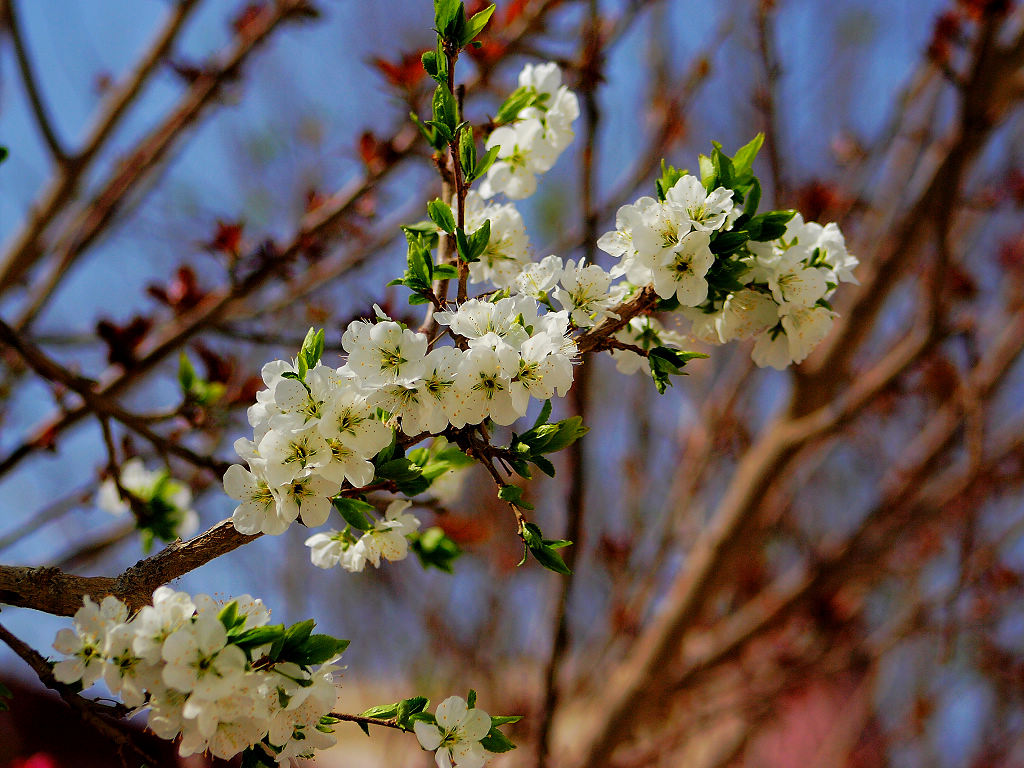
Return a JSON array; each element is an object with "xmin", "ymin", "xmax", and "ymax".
[
  {"xmin": 479, "ymin": 62, "xmax": 580, "ymax": 200},
  {"xmin": 224, "ymin": 295, "xmax": 578, "ymax": 549},
  {"xmin": 597, "ymin": 166, "xmax": 858, "ymax": 370},
  {"xmin": 97, "ymin": 457, "xmax": 199, "ymax": 548},
  {"xmin": 51, "ymin": 590, "xmax": 346, "ymax": 762},
  {"xmin": 305, "ymin": 498, "xmax": 421, "ymax": 572}
]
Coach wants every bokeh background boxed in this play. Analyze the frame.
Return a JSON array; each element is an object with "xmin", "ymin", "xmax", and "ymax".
[{"xmin": 2, "ymin": 0, "xmax": 1024, "ymax": 766}]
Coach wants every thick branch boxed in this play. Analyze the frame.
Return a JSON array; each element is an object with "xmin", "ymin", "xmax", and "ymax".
[{"xmin": 0, "ymin": 519, "xmax": 257, "ymax": 616}]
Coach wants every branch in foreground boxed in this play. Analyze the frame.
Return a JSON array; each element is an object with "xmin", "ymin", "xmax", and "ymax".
[
  {"xmin": 0, "ymin": 621, "xmax": 157, "ymax": 765},
  {"xmin": 0, "ymin": 519, "xmax": 257, "ymax": 616}
]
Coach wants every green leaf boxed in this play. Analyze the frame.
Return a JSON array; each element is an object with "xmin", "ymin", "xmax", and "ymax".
[
  {"xmin": 218, "ymin": 601, "xmax": 241, "ymax": 631},
  {"xmin": 732, "ymin": 133, "xmax": 764, "ymax": 178},
  {"xmin": 360, "ymin": 702, "xmax": 400, "ymax": 720},
  {"xmin": 520, "ymin": 415, "xmax": 588, "ymax": 455},
  {"xmin": 648, "ymin": 347, "xmax": 709, "ymax": 394},
  {"xmin": 499, "ymin": 484, "xmax": 533, "ymax": 510},
  {"xmin": 494, "ymin": 85, "xmax": 534, "ymax": 125},
  {"xmin": 373, "ymin": 432, "xmax": 400, "ymax": 467},
  {"xmin": 427, "ymin": 198, "xmax": 456, "ymax": 233},
  {"xmin": 458, "ymin": 127, "xmax": 476, "ymax": 178},
  {"xmin": 472, "ymin": 220, "xmax": 490, "ymax": 258},
  {"xmin": 432, "ymin": 85, "xmax": 457, "ymax": 133},
  {"xmin": 461, "ymin": 4, "xmax": 495, "ymax": 45},
  {"xmin": 410, "ymin": 111, "xmax": 442, "ymax": 150},
  {"xmin": 426, "ymin": 119, "xmax": 454, "ymax": 146},
  {"xmin": 300, "ymin": 327, "xmax": 325, "ymax": 370},
  {"xmin": 698, "ymin": 153, "xmax": 715, "ymax": 188},
  {"xmin": 655, "ymin": 159, "xmax": 686, "ymax": 201},
  {"xmin": 530, "ymin": 453, "xmax": 556, "ymax": 477},
  {"xmin": 531, "ymin": 399, "xmax": 553, "ymax": 430},
  {"xmin": 421, "ymin": 50, "xmax": 446, "ymax": 85},
  {"xmin": 710, "ymin": 141, "xmax": 736, "ymax": 191},
  {"xmin": 296, "ymin": 634, "xmax": 350, "ymax": 665},
  {"xmin": 433, "ymin": 264, "xmax": 459, "ymax": 280},
  {"xmin": 286, "ymin": 618, "xmax": 315, "ymax": 643},
  {"xmin": 433, "ymin": 0, "xmax": 461, "ymax": 36},
  {"xmin": 743, "ymin": 176, "xmax": 762, "ymax": 219},
  {"xmin": 455, "ymin": 227, "xmax": 475, "ymax": 263},
  {"xmin": 378, "ymin": 457, "xmax": 431, "ymax": 496},
  {"xmin": 705, "ymin": 258, "xmax": 750, "ymax": 292},
  {"xmin": 332, "ymin": 497, "xmax": 375, "ymax": 531},
  {"xmin": 178, "ymin": 352, "xmax": 196, "ymax": 393},
  {"xmin": 746, "ymin": 209, "xmax": 796, "ymax": 241},
  {"xmin": 481, "ymin": 727, "xmax": 517, "ymax": 753},
  {"xmin": 467, "ymin": 689, "xmax": 477, "ymax": 708},
  {"xmin": 522, "ymin": 522, "xmax": 572, "ymax": 574},
  {"xmin": 0, "ymin": 147, "xmax": 8, "ymax": 165},
  {"xmin": 410, "ymin": 527, "xmax": 463, "ymax": 573},
  {"xmin": 709, "ymin": 230, "xmax": 749, "ymax": 257},
  {"xmin": 396, "ymin": 696, "xmax": 429, "ymax": 728},
  {"xmin": 232, "ymin": 624, "xmax": 285, "ymax": 651},
  {"xmin": 470, "ymin": 144, "xmax": 501, "ymax": 183},
  {"xmin": 491, "ymin": 715, "xmax": 522, "ymax": 726},
  {"xmin": 0, "ymin": 681, "xmax": 11, "ymax": 711}
]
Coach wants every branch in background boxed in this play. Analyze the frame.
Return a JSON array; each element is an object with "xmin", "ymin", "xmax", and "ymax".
[
  {"xmin": 535, "ymin": 0, "xmax": 604, "ymax": 763},
  {"xmin": 0, "ymin": 0, "xmax": 202, "ymax": 290},
  {"xmin": 0, "ymin": 317, "xmax": 230, "ymax": 476},
  {"xmin": 12, "ymin": 0, "xmax": 315, "ymax": 331},
  {"xmin": 4, "ymin": 0, "xmax": 67, "ymax": 161}
]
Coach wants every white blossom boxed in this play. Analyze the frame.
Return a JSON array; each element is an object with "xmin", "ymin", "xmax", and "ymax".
[
  {"xmin": 554, "ymin": 259, "xmax": 627, "ymax": 327},
  {"xmin": 52, "ymin": 595, "xmax": 127, "ymax": 687},
  {"xmin": 414, "ymin": 695, "xmax": 492, "ymax": 768},
  {"xmin": 664, "ymin": 175, "xmax": 735, "ymax": 233},
  {"xmin": 224, "ymin": 464, "xmax": 285, "ymax": 535}
]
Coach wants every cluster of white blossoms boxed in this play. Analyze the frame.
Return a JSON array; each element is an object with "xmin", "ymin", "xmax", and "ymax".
[
  {"xmin": 97, "ymin": 457, "xmax": 199, "ymax": 542},
  {"xmin": 479, "ymin": 62, "xmax": 580, "ymax": 200},
  {"xmin": 51, "ymin": 590, "xmax": 342, "ymax": 762},
  {"xmin": 677, "ymin": 213, "xmax": 859, "ymax": 369},
  {"xmin": 305, "ymin": 498, "xmax": 421, "ymax": 573},
  {"xmin": 223, "ymin": 296, "xmax": 577, "ymax": 551},
  {"xmin": 597, "ymin": 179, "xmax": 858, "ymax": 369}
]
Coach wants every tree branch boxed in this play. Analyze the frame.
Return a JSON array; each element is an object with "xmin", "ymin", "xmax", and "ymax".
[
  {"xmin": 0, "ymin": 317, "xmax": 230, "ymax": 476},
  {"xmin": 0, "ymin": 621, "xmax": 160, "ymax": 765},
  {"xmin": 3, "ymin": 0, "xmax": 67, "ymax": 161}
]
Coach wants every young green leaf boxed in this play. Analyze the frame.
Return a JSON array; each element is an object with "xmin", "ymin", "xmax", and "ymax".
[
  {"xmin": 470, "ymin": 144, "xmax": 501, "ymax": 183},
  {"xmin": 461, "ymin": 4, "xmax": 495, "ymax": 46},
  {"xmin": 732, "ymin": 132, "xmax": 765, "ymax": 177},
  {"xmin": 498, "ymin": 483, "xmax": 533, "ymax": 510},
  {"xmin": 480, "ymin": 727, "xmax": 517, "ymax": 753},
  {"xmin": 332, "ymin": 497, "xmax": 375, "ymax": 530},
  {"xmin": 410, "ymin": 527, "xmax": 463, "ymax": 573},
  {"xmin": 433, "ymin": 0, "xmax": 461, "ymax": 36},
  {"xmin": 427, "ymin": 199, "xmax": 456, "ymax": 234},
  {"xmin": 458, "ymin": 128, "xmax": 476, "ymax": 178},
  {"xmin": 494, "ymin": 86, "xmax": 534, "ymax": 125},
  {"xmin": 521, "ymin": 522, "xmax": 571, "ymax": 574},
  {"xmin": 432, "ymin": 85, "xmax": 457, "ymax": 133}
]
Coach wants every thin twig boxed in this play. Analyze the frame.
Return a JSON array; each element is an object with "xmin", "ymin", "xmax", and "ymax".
[{"xmin": 4, "ymin": 0, "xmax": 67, "ymax": 161}]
